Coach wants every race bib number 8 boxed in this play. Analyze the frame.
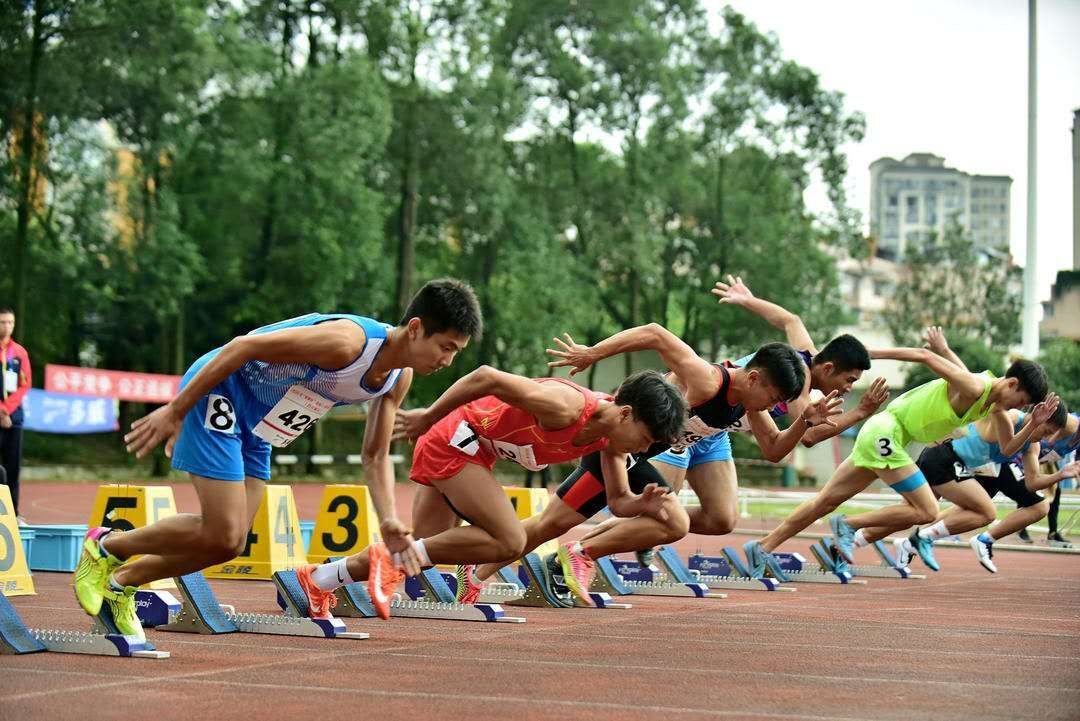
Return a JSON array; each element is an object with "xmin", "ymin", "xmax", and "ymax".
[
  {"xmin": 253, "ymin": 385, "xmax": 335, "ymax": 447},
  {"xmin": 204, "ymin": 394, "xmax": 237, "ymax": 434}
]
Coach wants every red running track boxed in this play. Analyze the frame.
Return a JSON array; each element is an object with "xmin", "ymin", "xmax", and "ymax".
[{"xmin": 3, "ymin": 481, "xmax": 1079, "ymax": 721}]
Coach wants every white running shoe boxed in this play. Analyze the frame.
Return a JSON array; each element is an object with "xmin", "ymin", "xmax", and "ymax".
[
  {"xmin": 892, "ymin": 537, "xmax": 914, "ymax": 568},
  {"xmin": 969, "ymin": 535, "xmax": 997, "ymax": 573}
]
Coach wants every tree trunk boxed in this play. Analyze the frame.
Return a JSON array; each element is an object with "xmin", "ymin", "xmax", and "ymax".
[
  {"xmin": 13, "ymin": 2, "xmax": 46, "ymax": 326},
  {"xmin": 394, "ymin": 25, "xmax": 421, "ymax": 316}
]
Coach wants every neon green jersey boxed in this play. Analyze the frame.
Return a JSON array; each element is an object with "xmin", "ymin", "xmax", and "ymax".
[{"xmin": 885, "ymin": 371, "xmax": 995, "ymax": 444}]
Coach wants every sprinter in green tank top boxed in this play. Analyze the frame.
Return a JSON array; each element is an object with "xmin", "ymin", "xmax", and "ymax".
[{"xmin": 744, "ymin": 331, "xmax": 1051, "ymax": 579}]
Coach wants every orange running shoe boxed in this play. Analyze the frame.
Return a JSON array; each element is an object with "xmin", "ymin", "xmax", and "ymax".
[
  {"xmin": 295, "ymin": 564, "xmax": 338, "ymax": 620},
  {"xmin": 455, "ymin": 564, "xmax": 484, "ymax": 604},
  {"xmin": 367, "ymin": 543, "xmax": 404, "ymax": 620}
]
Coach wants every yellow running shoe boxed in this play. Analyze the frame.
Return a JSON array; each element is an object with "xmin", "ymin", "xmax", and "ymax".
[
  {"xmin": 103, "ymin": 584, "xmax": 145, "ymax": 641},
  {"xmin": 557, "ymin": 542, "xmax": 595, "ymax": 607},
  {"xmin": 73, "ymin": 527, "xmax": 122, "ymax": 616}
]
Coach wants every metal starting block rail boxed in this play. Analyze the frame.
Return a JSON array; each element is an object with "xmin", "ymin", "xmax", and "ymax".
[
  {"xmin": 1, "ymin": 593, "xmax": 169, "ymax": 659},
  {"xmin": 591, "ymin": 556, "xmax": 725, "ymax": 598},
  {"xmin": 299, "ymin": 566, "xmax": 525, "ymax": 623},
  {"xmin": 136, "ymin": 571, "xmax": 368, "ymax": 639}
]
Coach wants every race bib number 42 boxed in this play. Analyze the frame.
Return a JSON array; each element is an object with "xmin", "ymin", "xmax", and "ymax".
[{"xmin": 253, "ymin": 385, "xmax": 335, "ymax": 447}]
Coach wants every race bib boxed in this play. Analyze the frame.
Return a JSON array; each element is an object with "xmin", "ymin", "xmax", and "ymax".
[
  {"xmin": 1009, "ymin": 463, "xmax": 1023, "ymax": 481},
  {"xmin": 252, "ymin": 385, "xmax": 335, "ymax": 447},
  {"xmin": 4, "ymin": 369, "xmax": 16, "ymax": 394},
  {"xmin": 481, "ymin": 438, "xmax": 545, "ymax": 471},
  {"xmin": 669, "ymin": 415, "xmax": 724, "ymax": 453},
  {"xmin": 204, "ymin": 394, "xmax": 237, "ymax": 434},
  {"xmin": 449, "ymin": 420, "xmax": 481, "ymax": 456},
  {"xmin": 952, "ymin": 461, "xmax": 974, "ymax": 480}
]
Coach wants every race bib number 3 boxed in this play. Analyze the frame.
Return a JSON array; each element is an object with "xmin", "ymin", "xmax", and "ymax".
[
  {"xmin": 204, "ymin": 394, "xmax": 237, "ymax": 434},
  {"xmin": 253, "ymin": 385, "xmax": 335, "ymax": 447}
]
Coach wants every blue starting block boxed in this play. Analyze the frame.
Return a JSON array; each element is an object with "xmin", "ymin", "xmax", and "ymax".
[
  {"xmin": 665, "ymin": 547, "xmax": 792, "ymax": 592},
  {"xmin": 136, "ymin": 571, "xmax": 367, "ymax": 639},
  {"xmin": 293, "ymin": 565, "xmax": 525, "ymax": 623},
  {"xmin": 506, "ymin": 553, "xmax": 629, "ymax": 609},
  {"xmin": 1, "ymin": 592, "xmax": 168, "ymax": 658},
  {"xmin": 591, "ymin": 556, "xmax": 724, "ymax": 599}
]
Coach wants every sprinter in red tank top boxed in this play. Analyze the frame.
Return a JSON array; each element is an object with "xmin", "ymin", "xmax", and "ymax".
[{"xmin": 293, "ymin": 365, "xmax": 687, "ymax": 619}]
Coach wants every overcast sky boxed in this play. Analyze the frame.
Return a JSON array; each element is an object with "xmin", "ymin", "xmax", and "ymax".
[{"xmin": 714, "ymin": 0, "xmax": 1080, "ymax": 301}]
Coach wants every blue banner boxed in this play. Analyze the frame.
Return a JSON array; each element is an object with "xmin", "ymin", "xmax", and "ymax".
[{"xmin": 22, "ymin": 389, "xmax": 119, "ymax": 434}]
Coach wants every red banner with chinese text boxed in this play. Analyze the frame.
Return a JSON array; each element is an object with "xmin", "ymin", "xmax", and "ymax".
[{"xmin": 44, "ymin": 364, "xmax": 180, "ymax": 403}]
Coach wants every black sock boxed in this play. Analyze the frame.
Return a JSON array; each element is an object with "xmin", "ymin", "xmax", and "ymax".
[{"xmin": 1048, "ymin": 485, "xmax": 1062, "ymax": 535}]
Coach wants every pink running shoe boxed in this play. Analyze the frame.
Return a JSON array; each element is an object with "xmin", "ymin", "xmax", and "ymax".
[{"xmin": 557, "ymin": 542, "xmax": 595, "ymax": 607}]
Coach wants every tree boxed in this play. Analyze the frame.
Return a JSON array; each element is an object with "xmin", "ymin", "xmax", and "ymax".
[
  {"xmin": 882, "ymin": 219, "xmax": 1022, "ymax": 354},
  {"xmin": 1039, "ymin": 339, "xmax": 1080, "ymax": 410}
]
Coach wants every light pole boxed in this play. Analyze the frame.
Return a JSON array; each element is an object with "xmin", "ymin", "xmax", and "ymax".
[{"xmin": 1022, "ymin": 0, "xmax": 1039, "ymax": 358}]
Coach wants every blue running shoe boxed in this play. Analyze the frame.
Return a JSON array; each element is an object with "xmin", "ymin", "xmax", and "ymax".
[
  {"xmin": 743, "ymin": 541, "xmax": 767, "ymax": 578},
  {"xmin": 829, "ymin": 515, "xmax": 856, "ymax": 563},
  {"xmin": 909, "ymin": 531, "xmax": 940, "ymax": 571},
  {"xmin": 744, "ymin": 541, "xmax": 790, "ymax": 582}
]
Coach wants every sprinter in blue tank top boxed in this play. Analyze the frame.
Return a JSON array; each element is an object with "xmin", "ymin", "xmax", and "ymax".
[{"xmin": 72, "ymin": 279, "xmax": 482, "ymax": 638}]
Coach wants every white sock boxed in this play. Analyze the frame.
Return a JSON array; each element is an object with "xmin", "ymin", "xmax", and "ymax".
[
  {"xmin": 310, "ymin": 558, "xmax": 353, "ymax": 591},
  {"xmin": 414, "ymin": 539, "xmax": 432, "ymax": 567},
  {"xmin": 853, "ymin": 529, "xmax": 869, "ymax": 549},
  {"xmin": 918, "ymin": 520, "xmax": 950, "ymax": 541}
]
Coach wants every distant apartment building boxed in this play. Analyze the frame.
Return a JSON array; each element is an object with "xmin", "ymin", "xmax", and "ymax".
[{"xmin": 869, "ymin": 153, "xmax": 1011, "ymax": 262}]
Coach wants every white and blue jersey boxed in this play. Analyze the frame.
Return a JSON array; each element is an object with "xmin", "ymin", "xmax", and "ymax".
[
  {"xmin": 172, "ymin": 313, "xmax": 400, "ymax": 481},
  {"xmin": 652, "ymin": 349, "xmax": 811, "ymax": 470}
]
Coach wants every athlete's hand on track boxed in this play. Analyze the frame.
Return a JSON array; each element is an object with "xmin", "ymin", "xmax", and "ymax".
[
  {"xmin": 546, "ymin": 333, "xmax": 597, "ymax": 377},
  {"xmin": 638, "ymin": 483, "xmax": 670, "ymax": 522},
  {"xmin": 380, "ymin": 518, "xmax": 423, "ymax": 576},
  {"xmin": 1058, "ymin": 461, "xmax": 1080, "ymax": 481},
  {"xmin": 711, "ymin": 274, "xmax": 754, "ymax": 305},
  {"xmin": 393, "ymin": 407, "xmax": 433, "ymax": 443},
  {"xmin": 124, "ymin": 404, "xmax": 183, "ymax": 458},
  {"xmin": 857, "ymin": 377, "xmax": 889, "ymax": 416},
  {"xmin": 922, "ymin": 325, "xmax": 951, "ymax": 355},
  {"xmin": 1030, "ymin": 393, "xmax": 1060, "ymax": 426},
  {"xmin": 801, "ymin": 390, "xmax": 843, "ymax": 427}
]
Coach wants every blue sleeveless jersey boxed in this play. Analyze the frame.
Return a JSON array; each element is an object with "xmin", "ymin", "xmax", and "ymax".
[{"xmin": 951, "ymin": 413, "xmax": 1025, "ymax": 468}]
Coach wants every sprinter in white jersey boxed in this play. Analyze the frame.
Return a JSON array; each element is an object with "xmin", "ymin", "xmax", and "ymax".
[{"xmin": 72, "ymin": 279, "xmax": 482, "ymax": 638}]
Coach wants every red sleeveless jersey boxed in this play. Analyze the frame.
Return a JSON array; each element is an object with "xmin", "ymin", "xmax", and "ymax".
[{"xmin": 410, "ymin": 377, "xmax": 611, "ymax": 485}]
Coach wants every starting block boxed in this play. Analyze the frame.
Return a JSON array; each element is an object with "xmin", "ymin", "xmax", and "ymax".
[
  {"xmin": 139, "ymin": 571, "xmax": 368, "ymax": 639},
  {"xmin": 810, "ymin": 538, "xmax": 923, "ymax": 580},
  {"xmin": 293, "ymin": 566, "xmax": 525, "ymax": 623},
  {"xmin": 591, "ymin": 556, "xmax": 725, "ymax": 598},
  {"xmin": 663, "ymin": 547, "xmax": 794, "ymax": 592},
  {"xmin": 0, "ymin": 593, "xmax": 168, "ymax": 659},
  {"xmin": 787, "ymin": 546, "xmax": 863, "ymax": 585},
  {"xmin": 507, "ymin": 553, "xmax": 630, "ymax": 609}
]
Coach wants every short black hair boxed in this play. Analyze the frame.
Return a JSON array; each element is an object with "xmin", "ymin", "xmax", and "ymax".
[
  {"xmin": 746, "ymin": 342, "xmax": 806, "ymax": 402},
  {"xmin": 1048, "ymin": 399, "xmax": 1067, "ymax": 429},
  {"xmin": 1005, "ymin": 359, "xmax": 1048, "ymax": 404},
  {"xmin": 400, "ymin": 278, "xmax": 483, "ymax": 339},
  {"xmin": 613, "ymin": 370, "xmax": 687, "ymax": 444},
  {"xmin": 813, "ymin": 334, "xmax": 870, "ymax": 373},
  {"xmin": 0, "ymin": 308, "xmax": 13, "ymax": 316}
]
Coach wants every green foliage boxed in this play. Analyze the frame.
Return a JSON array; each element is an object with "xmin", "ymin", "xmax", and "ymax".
[
  {"xmin": 883, "ymin": 219, "xmax": 1022, "ymax": 368},
  {"xmin": 2, "ymin": 1, "xmax": 869, "ymax": 452},
  {"xmin": 1039, "ymin": 339, "xmax": 1080, "ymax": 410},
  {"xmin": 900, "ymin": 334, "xmax": 1007, "ymax": 392}
]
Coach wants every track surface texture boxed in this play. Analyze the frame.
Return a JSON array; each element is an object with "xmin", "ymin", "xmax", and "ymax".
[{"xmin": 4, "ymin": 482, "xmax": 1079, "ymax": 721}]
